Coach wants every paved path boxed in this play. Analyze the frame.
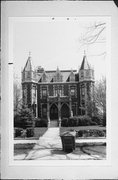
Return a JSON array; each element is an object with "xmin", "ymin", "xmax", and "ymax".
[{"xmin": 14, "ymin": 128, "xmax": 106, "ymax": 160}]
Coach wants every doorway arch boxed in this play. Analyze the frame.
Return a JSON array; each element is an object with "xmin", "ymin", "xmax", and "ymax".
[
  {"xmin": 61, "ymin": 103, "xmax": 70, "ymax": 119},
  {"xmin": 50, "ymin": 103, "xmax": 58, "ymax": 120}
]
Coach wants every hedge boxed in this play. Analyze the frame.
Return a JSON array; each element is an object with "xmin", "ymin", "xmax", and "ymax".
[
  {"xmin": 77, "ymin": 129, "xmax": 106, "ymax": 137},
  {"xmin": 26, "ymin": 128, "xmax": 34, "ymax": 137},
  {"xmin": 14, "ymin": 128, "xmax": 23, "ymax": 137},
  {"xmin": 35, "ymin": 119, "xmax": 48, "ymax": 127},
  {"xmin": 61, "ymin": 115, "xmax": 97, "ymax": 127}
]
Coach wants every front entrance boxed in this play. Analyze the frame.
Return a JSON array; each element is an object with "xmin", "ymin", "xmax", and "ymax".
[{"xmin": 50, "ymin": 104, "xmax": 58, "ymax": 127}]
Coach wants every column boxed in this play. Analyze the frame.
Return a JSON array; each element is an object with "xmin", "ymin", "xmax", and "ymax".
[
  {"xmin": 69, "ymin": 92, "xmax": 72, "ymax": 117},
  {"xmin": 58, "ymin": 93, "xmax": 61, "ymax": 127},
  {"xmin": 47, "ymin": 92, "xmax": 50, "ymax": 127},
  {"xmin": 35, "ymin": 86, "xmax": 38, "ymax": 118},
  {"xmin": 47, "ymin": 102, "xmax": 50, "ymax": 127}
]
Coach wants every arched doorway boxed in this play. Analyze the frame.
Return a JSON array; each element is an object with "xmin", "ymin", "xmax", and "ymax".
[
  {"xmin": 50, "ymin": 103, "xmax": 58, "ymax": 120},
  {"xmin": 61, "ymin": 103, "xmax": 70, "ymax": 119}
]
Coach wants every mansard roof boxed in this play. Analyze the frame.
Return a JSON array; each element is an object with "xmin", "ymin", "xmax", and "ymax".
[{"xmin": 37, "ymin": 69, "xmax": 77, "ymax": 83}]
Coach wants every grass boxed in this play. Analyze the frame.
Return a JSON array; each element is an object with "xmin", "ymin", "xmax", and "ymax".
[
  {"xmin": 15, "ymin": 137, "xmax": 39, "ymax": 140},
  {"xmin": 14, "ymin": 127, "xmax": 47, "ymax": 140},
  {"xmin": 79, "ymin": 143, "xmax": 106, "ymax": 159},
  {"xmin": 14, "ymin": 143, "xmax": 35, "ymax": 156}
]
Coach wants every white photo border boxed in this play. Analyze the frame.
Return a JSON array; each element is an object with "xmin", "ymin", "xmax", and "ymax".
[{"xmin": 1, "ymin": 1, "xmax": 118, "ymax": 179}]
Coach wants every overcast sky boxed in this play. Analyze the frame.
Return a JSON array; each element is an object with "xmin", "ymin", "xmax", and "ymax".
[{"xmin": 13, "ymin": 17, "xmax": 108, "ymax": 81}]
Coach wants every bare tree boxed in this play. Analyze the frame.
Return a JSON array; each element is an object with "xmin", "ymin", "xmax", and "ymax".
[
  {"xmin": 14, "ymin": 74, "xmax": 22, "ymax": 114},
  {"xmin": 94, "ymin": 77, "xmax": 106, "ymax": 118}
]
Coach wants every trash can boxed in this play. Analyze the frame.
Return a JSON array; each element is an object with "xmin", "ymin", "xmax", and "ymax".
[{"xmin": 60, "ymin": 131, "xmax": 76, "ymax": 153}]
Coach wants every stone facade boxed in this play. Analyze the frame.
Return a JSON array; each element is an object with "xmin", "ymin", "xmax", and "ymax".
[{"xmin": 22, "ymin": 52, "xmax": 94, "ymax": 126}]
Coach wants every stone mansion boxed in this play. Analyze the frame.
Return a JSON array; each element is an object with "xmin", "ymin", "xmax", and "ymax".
[{"xmin": 22, "ymin": 52, "xmax": 94, "ymax": 126}]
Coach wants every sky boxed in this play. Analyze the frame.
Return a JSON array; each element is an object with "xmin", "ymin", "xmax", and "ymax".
[{"xmin": 13, "ymin": 17, "xmax": 108, "ymax": 82}]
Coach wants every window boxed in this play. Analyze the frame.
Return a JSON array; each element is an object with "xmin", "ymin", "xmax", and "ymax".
[
  {"xmin": 42, "ymin": 88, "xmax": 47, "ymax": 97},
  {"xmin": 86, "ymin": 70, "xmax": 89, "ymax": 77},
  {"xmin": 58, "ymin": 86, "xmax": 63, "ymax": 96},
  {"xmin": 54, "ymin": 86, "xmax": 58, "ymax": 96},
  {"xmin": 81, "ymin": 71, "xmax": 84, "ymax": 78},
  {"xmin": 42, "ymin": 73, "xmax": 47, "ymax": 82},
  {"xmin": 70, "ymin": 71, "xmax": 75, "ymax": 82},
  {"xmin": 27, "ymin": 71, "xmax": 31, "ymax": 78},
  {"xmin": 70, "ymin": 86, "xmax": 76, "ymax": 96},
  {"xmin": 32, "ymin": 88, "xmax": 36, "ymax": 103},
  {"xmin": 81, "ymin": 99, "xmax": 85, "ymax": 106},
  {"xmin": 53, "ymin": 85, "xmax": 63, "ymax": 96},
  {"xmin": 81, "ymin": 87, "xmax": 85, "ymax": 96},
  {"xmin": 23, "ymin": 88, "xmax": 27, "ymax": 104}
]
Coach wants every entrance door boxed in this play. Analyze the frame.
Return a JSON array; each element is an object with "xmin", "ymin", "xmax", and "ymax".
[
  {"xmin": 61, "ymin": 103, "xmax": 70, "ymax": 119},
  {"xmin": 50, "ymin": 104, "xmax": 58, "ymax": 127}
]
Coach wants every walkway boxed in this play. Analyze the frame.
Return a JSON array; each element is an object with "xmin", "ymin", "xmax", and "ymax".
[{"xmin": 14, "ymin": 127, "xmax": 106, "ymax": 160}]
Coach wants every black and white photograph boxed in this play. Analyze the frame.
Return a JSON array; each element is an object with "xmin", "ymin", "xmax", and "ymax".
[
  {"xmin": 12, "ymin": 17, "xmax": 109, "ymax": 161},
  {"xmin": 2, "ymin": 1, "xmax": 118, "ymax": 179}
]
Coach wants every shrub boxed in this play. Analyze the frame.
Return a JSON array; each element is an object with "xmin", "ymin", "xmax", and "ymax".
[
  {"xmin": 61, "ymin": 115, "xmax": 98, "ymax": 127},
  {"xmin": 14, "ymin": 128, "xmax": 23, "ymax": 137},
  {"xmin": 77, "ymin": 130, "xmax": 83, "ymax": 137},
  {"xmin": 77, "ymin": 129, "xmax": 105, "ymax": 138},
  {"xmin": 92, "ymin": 115, "xmax": 102, "ymax": 125},
  {"xmin": 35, "ymin": 119, "xmax": 48, "ymax": 127},
  {"xmin": 26, "ymin": 128, "xmax": 34, "ymax": 137},
  {"xmin": 68, "ymin": 117, "xmax": 77, "ymax": 127},
  {"xmin": 75, "ymin": 115, "xmax": 92, "ymax": 126},
  {"xmin": 102, "ymin": 115, "xmax": 106, "ymax": 126},
  {"xmin": 61, "ymin": 118, "xmax": 68, "ymax": 127}
]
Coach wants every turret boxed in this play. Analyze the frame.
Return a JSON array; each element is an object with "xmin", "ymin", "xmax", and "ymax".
[
  {"xmin": 79, "ymin": 51, "xmax": 94, "ymax": 82},
  {"xmin": 79, "ymin": 52, "xmax": 94, "ymax": 116},
  {"xmin": 22, "ymin": 52, "xmax": 38, "ymax": 117},
  {"xmin": 22, "ymin": 52, "xmax": 37, "ymax": 83}
]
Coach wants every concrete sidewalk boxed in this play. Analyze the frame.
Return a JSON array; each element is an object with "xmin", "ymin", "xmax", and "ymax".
[{"xmin": 14, "ymin": 128, "xmax": 106, "ymax": 160}]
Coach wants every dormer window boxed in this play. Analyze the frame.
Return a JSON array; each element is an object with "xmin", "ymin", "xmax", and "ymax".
[
  {"xmin": 42, "ymin": 72, "xmax": 48, "ymax": 82},
  {"xmin": 53, "ymin": 67, "xmax": 63, "ymax": 82},
  {"xmin": 69, "ymin": 70, "xmax": 75, "ymax": 82}
]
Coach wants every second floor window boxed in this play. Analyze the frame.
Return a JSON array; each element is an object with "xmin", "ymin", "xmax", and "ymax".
[
  {"xmin": 54, "ymin": 86, "xmax": 58, "ymax": 96},
  {"xmin": 53, "ymin": 85, "xmax": 63, "ymax": 96},
  {"xmin": 70, "ymin": 86, "xmax": 76, "ymax": 97},
  {"xmin": 58, "ymin": 86, "xmax": 63, "ymax": 96},
  {"xmin": 42, "ymin": 88, "xmax": 47, "ymax": 97}
]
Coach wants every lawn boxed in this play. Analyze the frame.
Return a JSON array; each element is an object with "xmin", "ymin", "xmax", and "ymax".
[{"xmin": 14, "ymin": 143, "xmax": 35, "ymax": 156}]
